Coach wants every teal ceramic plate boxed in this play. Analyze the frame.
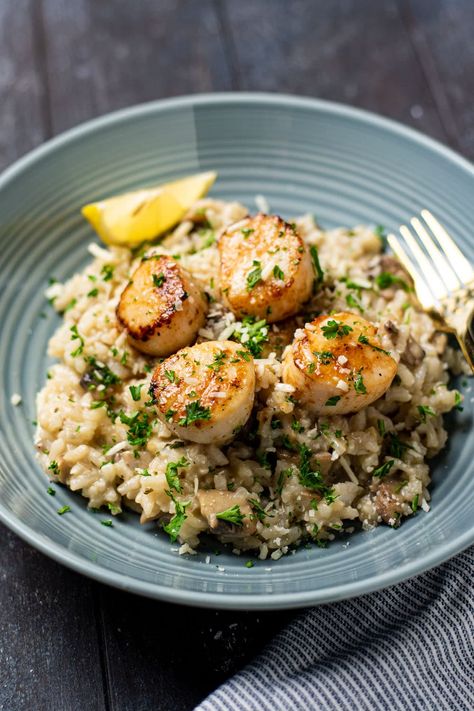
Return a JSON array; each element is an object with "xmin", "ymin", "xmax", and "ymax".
[{"xmin": 0, "ymin": 94, "xmax": 472, "ymax": 609}]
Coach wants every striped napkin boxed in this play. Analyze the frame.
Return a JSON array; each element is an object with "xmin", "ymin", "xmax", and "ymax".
[{"xmin": 197, "ymin": 547, "xmax": 474, "ymax": 711}]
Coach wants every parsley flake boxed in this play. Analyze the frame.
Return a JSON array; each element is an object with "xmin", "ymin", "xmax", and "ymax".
[
  {"xmin": 152, "ymin": 273, "xmax": 165, "ymax": 288},
  {"xmin": 417, "ymin": 405, "xmax": 436, "ymax": 422},
  {"xmin": 325, "ymin": 396, "xmax": 341, "ymax": 406},
  {"xmin": 310, "ymin": 244, "xmax": 324, "ymax": 284},
  {"xmin": 246, "ymin": 260, "xmax": 263, "ymax": 290},
  {"xmin": 207, "ymin": 351, "xmax": 227, "ymax": 372},
  {"xmin": 273, "ymin": 265, "xmax": 285, "ymax": 280},
  {"xmin": 178, "ymin": 400, "xmax": 211, "ymax": 427},
  {"xmin": 163, "ymin": 494, "xmax": 190, "ymax": 542},
  {"xmin": 321, "ymin": 319, "xmax": 353, "ymax": 339},
  {"xmin": 101, "ymin": 264, "xmax": 114, "ymax": 282},
  {"xmin": 216, "ymin": 505, "xmax": 244, "ymax": 526},
  {"xmin": 372, "ymin": 459, "xmax": 395, "ymax": 478},
  {"xmin": 354, "ymin": 371, "xmax": 367, "ymax": 394},
  {"xmin": 70, "ymin": 325, "xmax": 85, "ymax": 357},
  {"xmin": 165, "ymin": 457, "xmax": 188, "ymax": 493},
  {"xmin": 129, "ymin": 384, "xmax": 143, "ymax": 401},
  {"xmin": 375, "ymin": 272, "xmax": 409, "ymax": 292}
]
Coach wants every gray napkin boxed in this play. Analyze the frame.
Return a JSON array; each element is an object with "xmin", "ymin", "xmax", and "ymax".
[{"xmin": 196, "ymin": 547, "xmax": 474, "ymax": 710}]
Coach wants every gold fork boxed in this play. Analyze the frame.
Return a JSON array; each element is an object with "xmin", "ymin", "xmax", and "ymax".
[{"xmin": 387, "ymin": 209, "xmax": 474, "ymax": 372}]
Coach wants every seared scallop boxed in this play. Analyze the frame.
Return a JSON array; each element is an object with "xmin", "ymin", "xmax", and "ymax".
[
  {"xmin": 150, "ymin": 340, "xmax": 256, "ymax": 444},
  {"xmin": 116, "ymin": 254, "xmax": 207, "ymax": 356},
  {"xmin": 218, "ymin": 214, "xmax": 314, "ymax": 323},
  {"xmin": 282, "ymin": 312, "xmax": 397, "ymax": 415}
]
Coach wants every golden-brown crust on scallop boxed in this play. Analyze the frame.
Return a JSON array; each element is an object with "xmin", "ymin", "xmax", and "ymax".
[{"xmin": 218, "ymin": 214, "xmax": 314, "ymax": 323}]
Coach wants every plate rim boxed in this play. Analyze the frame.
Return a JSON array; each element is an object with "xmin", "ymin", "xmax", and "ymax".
[{"xmin": 1, "ymin": 91, "xmax": 473, "ymax": 610}]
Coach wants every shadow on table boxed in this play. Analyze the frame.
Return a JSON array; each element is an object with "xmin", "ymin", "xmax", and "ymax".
[{"xmin": 98, "ymin": 584, "xmax": 297, "ymax": 710}]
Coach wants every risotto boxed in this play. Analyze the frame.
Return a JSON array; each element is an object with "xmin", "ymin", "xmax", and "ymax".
[{"xmin": 36, "ymin": 198, "xmax": 465, "ymax": 560}]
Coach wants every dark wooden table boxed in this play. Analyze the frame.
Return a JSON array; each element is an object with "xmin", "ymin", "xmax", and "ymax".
[{"xmin": 1, "ymin": 1, "xmax": 473, "ymax": 709}]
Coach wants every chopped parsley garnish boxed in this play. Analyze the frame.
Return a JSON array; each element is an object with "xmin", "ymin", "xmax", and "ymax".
[
  {"xmin": 313, "ymin": 351, "xmax": 334, "ymax": 365},
  {"xmin": 178, "ymin": 400, "xmax": 211, "ymax": 427},
  {"xmin": 232, "ymin": 316, "xmax": 269, "ymax": 358},
  {"xmin": 357, "ymin": 333, "xmax": 390, "ymax": 355},
  {"xmin": 57, "ymin": 505, "xmax": 71, "ymax": 515},
  {"xmin": 207, "ymin": 351, "xmax": 227, "ymax": 372},
  {"xmin": 411, "ymin": 494, "xmax": 419, "ymax": 513},
  {"xmin": 249, "ymin": 498, "xmax": 271, "ymax": 522},
  {"xmin": 163, "ymin": 494, "xmax": 190, "ymax": 542},
  {"xmin": 321, "ymin": 319, "xmax": 353, "ymax": 339},
  {"xmin": 236, "ymin": 349, "xmax": 252, "ymax": 361},
  {"xmin": 307, "ymin": 362, "xmax": 316, "ymax": 374},
  {"xmin": 372, "ymin": 459, "xmax": 395, "ymax": 478},
  {"xmin": 246, "ymin": 260, "xmax": 263, "ymax": 290},
  {"xmin": 387, "ymin": 433, "xmax": 413, "ymax": 459},
  {"xmin": 165, "ymin": 408, "xmax": 176, "ymax": 421},
  {"xmin": 164, "ymin": 457, "xmax": 188, "ymax": 494},
  {"xmin": 87, "ymin": 287, "xmax": 99, "ymax": 298},
  {"xmin": 245, "ymin": 560, "xmax": 254, "ymax": 568},
  {"xmin": 81, "ymin": 356, "xmax": 121, "ymax": 391},
  {"xmin": 291, "ymin": 418, "xmax": 304, "ymax": 433},
  {"xmin": 48, "ymin": 460, "xmax": 60, "ymax": 477},
  {"xmin": 119, "ymin": 410, "xmax": 154, "ymax": 448},
  {"xmin": 297, "ymin": 444, "xmax": 335, "ymax": 502},
  {"xmin": 276, "ymin": 468, "xmax": 292, "ymax": 495},
  {"xmin": 90, "ymin": 400, "xmax": 107, "ymax": 410},
  {"xmin": 129, "ymin": 384, "xmax": 143, "ymax": 401},
  {"xmin": 310, "ymin": 245, "xmax": 324, "ymax": 285},
  {"xmin": 277, "ymin": 435, "xmax": 297, "ymax": 452},
  {"xmin": 375, "ymin": 272, "xmax": 409, "ymax": 292},
  {"xmin": 354, "ymin": 371, "xmax": 367, "ymax": 394},
  {"xmin": 270, "ymin": 417, "xmax": 281, "ymax": 430},
  {"xmin": 164, "ymin": 369, "xmax": 177, "ymax": 383},
  {"xmin": 346, "ymin": 293, "xmax": 364, "ymax": 313},
  {"xmin": 64, "ymin": 298, "xmax": 77, "ymax": 312},
  {"xmin": 152, "ymin": 273, "xmax": 165, "ymax": 288},
  {"xmin": 325, "ymin": 396, "xmax": 341, "ymax": 406},
  {"xmin": 241, "ymin": 228, "xmax": 254, "ymax": 238},
  {"xmin": 101, "ymin": 519, "xmax": 113, "ymax": 527},
  {"xmin": 47, "ymin": 486, "xmax": 56, "ymax": 496},
  {"xmin": 377, "ymin": 419, "xmax": 386, "ymax": 436},
  {"xmin": 101, "ymin": 264, "xmax": 114, "ymax": 282},
  {"xmin": 417, "ymin": 405, "xmax": 436, "ymax": 422},
  {"xmin": 273, "ymin": 265, "xmax": 285, "ymax": 280},
  {"xmin": 344, "ymin": 278, "xmax": 370, "ymax": 295},
  {"xmin": 216, "ymin": 504, "xmax": 244, "ymax": 526},
  {"xmin": 70, "ymin": 325, "xmax": 85, "ymax": 356},
  {"xmin": 454, "ymin": 391, "xmax": 463, "ymax": 411}
]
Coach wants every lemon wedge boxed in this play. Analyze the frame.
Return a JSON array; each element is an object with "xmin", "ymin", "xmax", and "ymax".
[{"xmin": 81, "ymin": 171, "xmax": 217, "ymax": 246}]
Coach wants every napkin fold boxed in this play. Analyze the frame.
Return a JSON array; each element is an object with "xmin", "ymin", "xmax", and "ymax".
[{"xmin": 197, "ymin": 547, "xmax": 474, "ymax": 711}]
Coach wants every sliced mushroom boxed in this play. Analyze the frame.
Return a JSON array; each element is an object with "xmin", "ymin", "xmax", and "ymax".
[
  {"xmin": 401, "ymin": 336, "xmax": 425, "ymax": 368},
  {"xmin": 197, "ymin": 489, "xmax": 256, "ymax": 536}
]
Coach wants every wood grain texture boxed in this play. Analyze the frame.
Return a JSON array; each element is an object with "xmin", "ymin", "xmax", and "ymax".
[
  {"xmin": 0, "ymin": 0, "xmax": 46, "ymax": 170},
  {"xmin": 399, "ymin": 0, "xmax": 474, "ymax": 158},
  {"xmin": 98, "ymin": 588, "xmax": 293, "ymax": 711},
  {"xmin": 40, "ymin": 0, "xmax": 233, "ymax": 133},
  {"xmin": 220, "ymin": 0, "xmax": 447, "ymax": 141},
  {"xmin": 0, "ymin": 526, "xmax": 106, "ymax": 711}
]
